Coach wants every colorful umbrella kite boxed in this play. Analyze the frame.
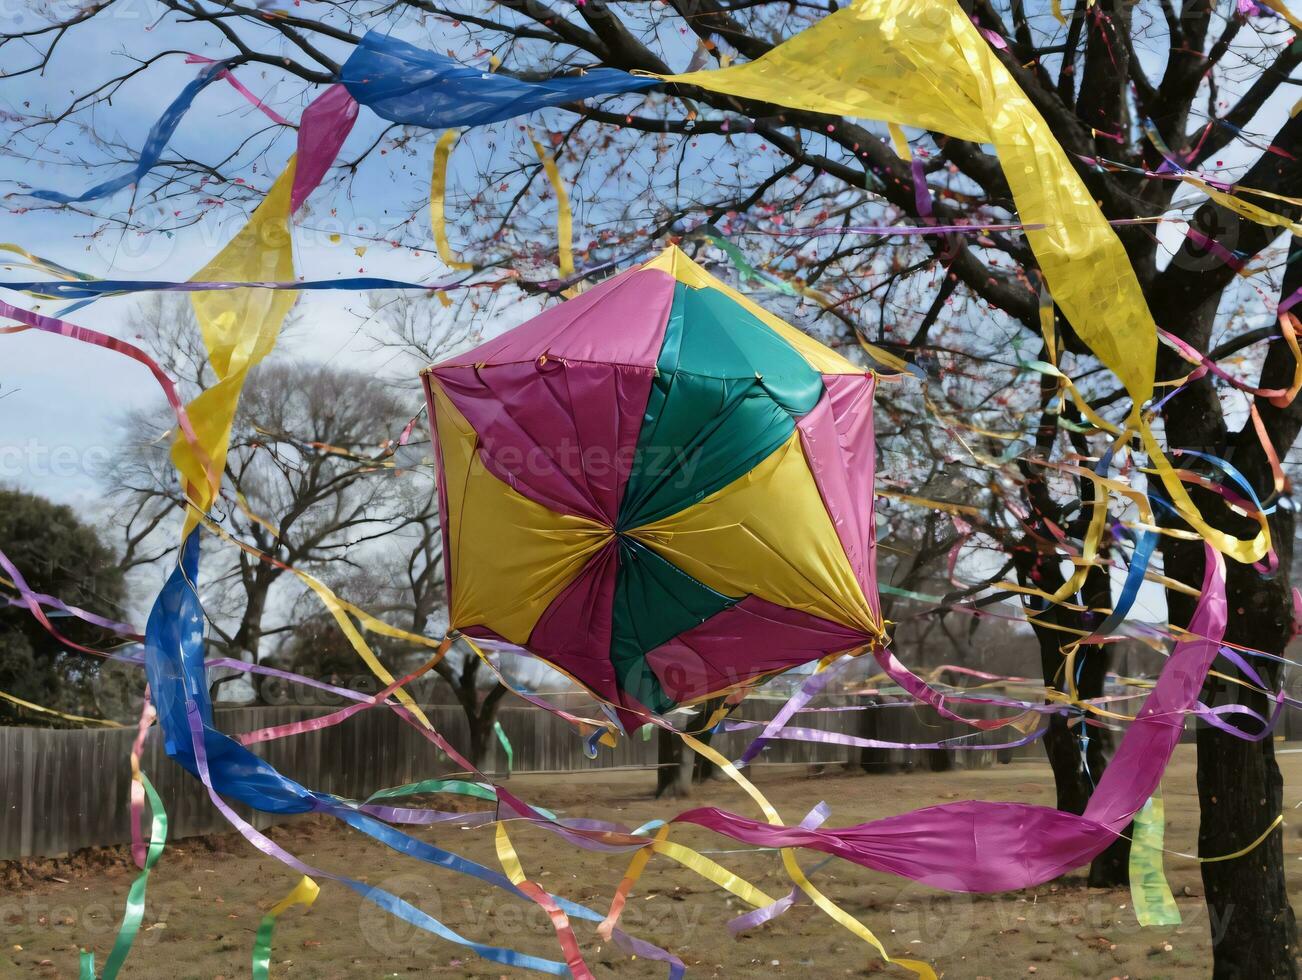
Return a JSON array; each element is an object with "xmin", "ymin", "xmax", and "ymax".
[{"xmin": 423, "ymin": 245, "xmax": 883, "ymax": 729}]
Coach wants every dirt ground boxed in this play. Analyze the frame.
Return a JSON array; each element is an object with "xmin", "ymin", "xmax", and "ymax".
[{"xmin": 3, "ymin": 746, "xmax": 1300, "ymax": 979}]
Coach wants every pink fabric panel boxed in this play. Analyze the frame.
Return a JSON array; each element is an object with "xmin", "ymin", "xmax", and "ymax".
[
  {"xmin": 431, "ymin": 360, "xmax": 652, "ymax": 524},
  {"xmin": 645, "ymin": 596, "xmax": 868, "ymax": 704},
  {"xmin": 796, "ymin": 373, "xmax": 879, "ymax": 625},
  {"xmin": 437, "ymin": 268, "xmax": 676, "ymax": 369},
  {"xmin": 290, "ymin": 85, "xmax": 359, "ymax": 214},
  {"xmin": 525, "ymin": 539, "xmax": 645, "ymax": 732},
  {"xmin": 674, "ymin": 546, "xmax": 1228, "ymax": 893}
]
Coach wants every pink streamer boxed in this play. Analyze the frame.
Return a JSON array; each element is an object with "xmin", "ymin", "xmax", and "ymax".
[
  {"xmin": 184, "ymin": 54, "xmax": 293, "ymax": 127},
  {"xmin": 675, "ymin": 546, "xmax": 1227, "ymax": 892}
]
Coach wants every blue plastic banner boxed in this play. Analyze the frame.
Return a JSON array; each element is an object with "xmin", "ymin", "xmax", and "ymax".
[{"xmin": 341, "ymin": 32, "xmax": 658, "ymax": 130}]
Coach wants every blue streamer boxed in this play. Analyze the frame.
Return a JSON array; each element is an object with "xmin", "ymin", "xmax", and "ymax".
[
  {"xmin": 341, "ymin": 31, "xmax": 659, "ymax": 130},
  {"xmin": 23, "ymin": 61, "xmax": 229, "ymax": 205},
  {"xmin": 1175, "ymin": 448, "xmax": 1275, "ymax": 515},
  {"xmin": 143, "ymin": 532, "xmax": 668, "ymax": 975},
  {"xmin": 1, "ymin": 276, "xmax": 454, "ymax": 299}
]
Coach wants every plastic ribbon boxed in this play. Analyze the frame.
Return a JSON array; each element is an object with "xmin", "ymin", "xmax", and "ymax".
[
  {"xmin": 677, "ymin": 731, "xmax": 938, "ymax": 980},
  {"xmin": 234, "ymin": 641, "xmax": 449, "ymax": 746},
  {"xmin": 184, "ymin": 54, "xmax": 293, "ymax": 127},
  {"xmin": 0, "ymin": 242, "xmax": 97, "ymax": 281},
  {"xmin": 1129, "ymin": 793, "xmax": 1182, "ymax": 926},
  {"xmin": 340, "ymin": 31, "xmax": 659, "ymax": 131},
  {"xmin": 528, "ymin": 129, "xmax": 575, "ymax": 278},
  {"xmin": 727, "ymin": 802, "xmax": 831, "ymax": 935},
  {"xmin": 2, "ymin": 275, "xmax": 460, "ymax": 300},
  {"xmin": 80, "ymin": 770, "xmax": 167, "ymax": 979},
  {"xmin": 190, "ymin": 504, "xmax": 440, "ymax": 728},
  {"xmin": 494, "ymin": 822, "xmax": 594, "ymax": 979},
  {"xmin": 251, "ymin": 876, "xmax": 320, "ymax": 980},
  {"xmin": 146, "ymin": 534, "xmax": 589, "ymax": 975},
  {"xmin": 431, "ymin": 129, "xmax": 475, "ymax": 270},
  {"xmin": 736, "ymin": 655, "xmax": 846, "ymax": 765},
  {"xmin": 672, "ymin": 545, "xmax": 1226, "ymax": 896},
  {"xmin": 23, "ymin": 59, "xmax": 228, "ymax": 204},
  {"xmin": 494, "ymin": 720, "xmax": 514, "ymax": 773},
  {"xmin": 0, "ymin": 299, "xmax": 215, "ymax": 493},
  {"xmin": 174, "ymin": 79, "xmax": 357, "ymax": 520},
  {"xmin": 0, "ymin": 689, "xmax": 120, "ymax": 726}
]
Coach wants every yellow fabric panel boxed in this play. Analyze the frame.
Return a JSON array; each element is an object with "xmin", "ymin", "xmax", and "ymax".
[
  {"xmin": 641, "ymin": 245, "xmax": 863, "ymax": 376},
  {"xmin": 428, "ymin": 381, "xmax": 612, "ymax": 644},
  {"xmin": 629, "ymin": 430, "xmax": 878, "ymax": 635},
  {"xmin": 173, "ymin": 158, "xmax": 300, "ymax": 514},
  {"xmin": 659, "ymin": 0, "xmax": 1157, "ymax": 406}
]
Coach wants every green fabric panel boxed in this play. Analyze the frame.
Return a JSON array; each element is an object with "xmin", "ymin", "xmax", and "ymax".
[
  {"xmin": 610, "ymin": 536, "xmax": 738, "ymax": 712},
  {"xmin": 618, "ymin": 283, "xmax": 823, "ymax": 528}
]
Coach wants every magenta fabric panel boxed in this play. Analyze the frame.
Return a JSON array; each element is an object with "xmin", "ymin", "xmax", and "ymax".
[
  {"xmin": 644, "ymin": 596, "xmax": 868, "ymax": 703},
  {"xmin": 437, "ymin": 268, "xmax": 676, "ymax": 369},
  {"xmin": 674, "ymin": 546, "xmax": 1227, "ymax": 893},
  {"xmin": 431, "ymin": 360, "xmax": 653, "ymax": 524},
  {"xmin": 290, "ymin": 84, "xmax": 359, "ymax": 213},
  {"xmin": 525, "ymin": 539, "xmax": 625, "ymax": 718},
  {"xmin": 796, "ymin": 373, "xmax": 879, "ymax": 625},
  {"xmin": 527, "ymin": 538, "xmax": 650, "ymax": 734}
]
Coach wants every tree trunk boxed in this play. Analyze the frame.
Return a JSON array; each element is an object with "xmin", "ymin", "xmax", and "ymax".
[
  {"xmin": 467, "ymin": 713, "xmax": 492, "ymax": 771},
  {"xmin": 1155, "ymin": 229, "xmax": 1302, "ymax": 976},
  {"xmin": 856, "ymin": 695, "xmax": 895, "ymax": 773},
  {"xmin": 656, "ymin": 727, "xmax": 693, "ymax": 798},
  {"xmin": 691, "ymin": 698, "xmax": 724, "ymax": 784},
  {"xmin": 463, "ymin": 683, "xmax": 508, "ymax": 772},
  {"xmin": 1015, "ymin": 536, "xmax": 1131, "ymax": 886},
  {"xmin": 1165, "ymin": 524, "xmax": 1298, "ymax": 978}
]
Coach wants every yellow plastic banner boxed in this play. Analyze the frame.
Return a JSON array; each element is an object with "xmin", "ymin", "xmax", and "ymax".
[
  {"xmin": 659, "ymin": 0, "xmax": 1272, "ymax": 565},
  {"xmin": 660, "ymin": 0, "xmax": 1155, "ymax": 408},
  {"xmin": 173, "ymin": 159, "xmax": 299, "ymax": 520}
]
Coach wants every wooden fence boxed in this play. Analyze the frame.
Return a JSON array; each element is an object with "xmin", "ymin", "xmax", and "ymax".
[{"xmin": 0, "ymin": 695, "xmax": 1105, "ymax": 859}]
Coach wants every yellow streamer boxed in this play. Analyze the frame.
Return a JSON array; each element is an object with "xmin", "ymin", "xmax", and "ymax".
[
  {"xmin": 679, "ymin": 732, "xmax": 936, "ymax": 979},
  {"xmin": 0, "ymin": 689, "xmax": 121, "ymax": 727},
  {"xmin": 1259, "ymin": 0, "xmax": 1302, "ymax": 32},
  {"xmin": 267, "ymin": 875, "xmax": 319, "ymax": 918},
  {"xmin": 430, "ymin": 130, "xmax": 475, "ymax": 271},
  {"xmin": 660, "ymin": 0, "xmax": 1269, "ymax": 565},
  {"xmin": 887, "ymin": 122, "xmax": 911, "ymax": 160},
  {"xmin": 527, "ymin": 130, "xmax": 575, "ymax": 277},
  {"xmin": 174, "ymin": 159, "xmax": 299, "ymax": 525},
  {"xmin": 1195, "ymin": 814, "xmax": 1284, "ymax": 863}
]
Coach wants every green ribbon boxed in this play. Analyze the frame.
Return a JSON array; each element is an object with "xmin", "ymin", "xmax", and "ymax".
[
  {"xmin": 692, "ymin": 227, "xmax": 798, "ymax": 296},
  {"xmin": 366, "ymin": 778, "xmax": 498, "ymax": 803},
  {"xmin": 81, "ymin": 771, "xmax": 168, "ymax": 979},
  {"xmin": 365, "ymin": 777, "xmax": 555, "ymax": 818},
  {"xmin": 251, "ymin": 876, "xmax": 319, "ymax": 980},
  {"xmin": 493, "ymin": 720, "xmax": 514, "ymax": 775},
  {"xmin": 1129, "ymin": 793, "xmax": 1182, "ymax": 926}
]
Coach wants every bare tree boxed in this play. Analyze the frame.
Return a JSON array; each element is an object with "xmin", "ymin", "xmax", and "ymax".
[{"xmin": 11, "ymin": 0, "xmax": 1302, "ymax": 971}]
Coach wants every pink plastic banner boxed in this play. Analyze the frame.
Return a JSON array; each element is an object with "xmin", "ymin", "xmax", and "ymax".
[{"xmin": 675, "ymin": 545, "xmax": 1227, "ymax": 893}]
